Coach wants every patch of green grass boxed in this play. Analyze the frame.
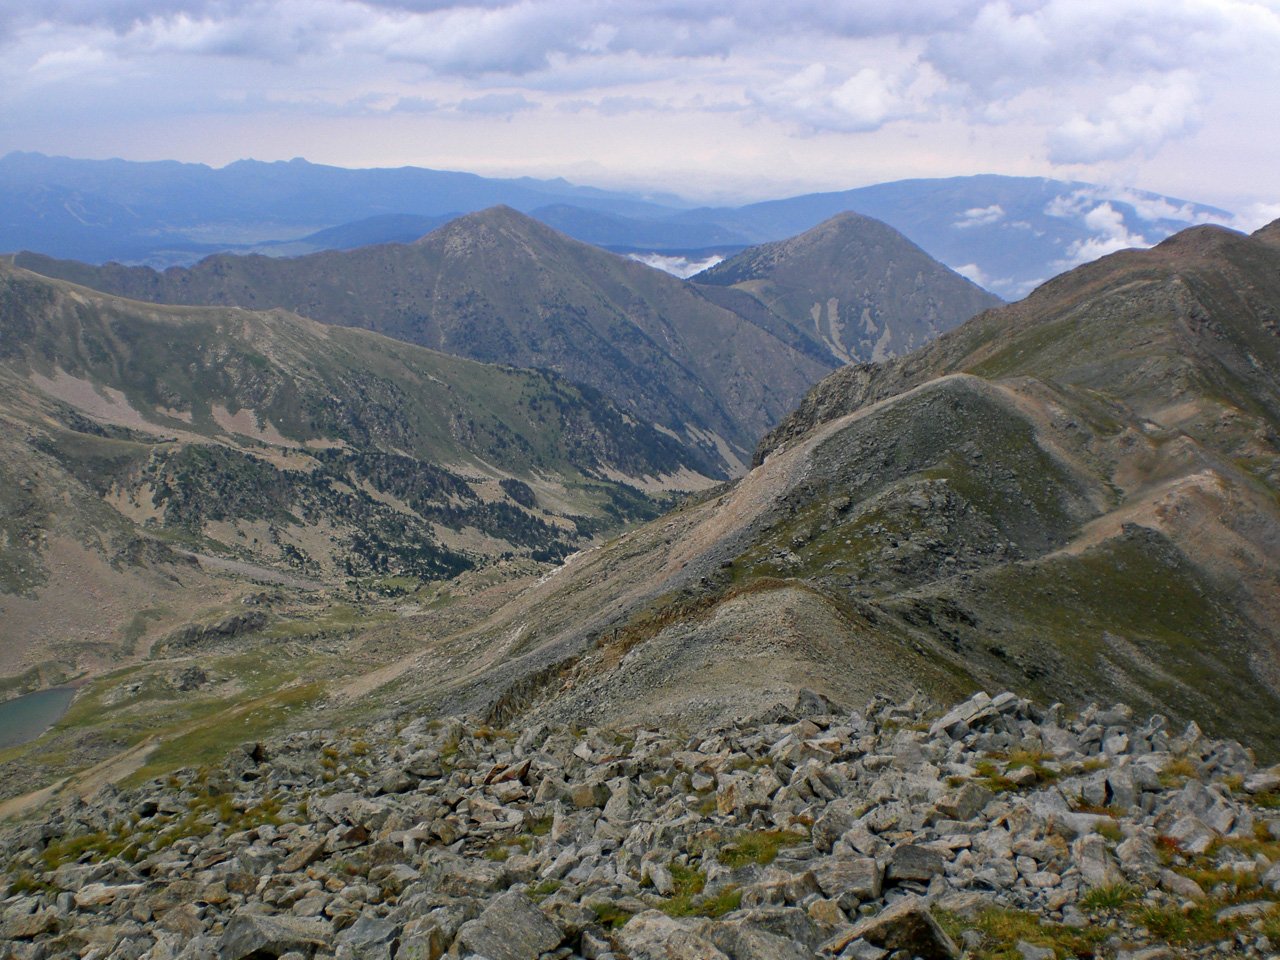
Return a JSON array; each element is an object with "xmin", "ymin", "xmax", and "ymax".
[
  {"xmin": 1080, "ymin": 882, "xmax": 1139, "ymax": 911},
  {"xmin": 262, "ymin": 604, "xmax": 393, "ymax": 639},
  {"xmin": 130, "ymin": 681, "xmax": 324, "ymax": 782},
  {"xmin": 120, "ymin": 607, "xmax": 169, "ymax": 654},
  {"xmin": 938, "ymin": 907, "xmax": 1106, "ymax": 960},
  {"xmin": 591, "ymin": 902, "xmax": 634, "ymax": 930},
  {"xmin": 529, "ymin": 878, "xmax": 561, "ymax": 900},
  {"xmin": 715, "ymin": 829, "xmax": 809, "ymax": 869},
  {"xmin": 1093, "ymin": 820, "xmax": 1124, "ymax": 842}
]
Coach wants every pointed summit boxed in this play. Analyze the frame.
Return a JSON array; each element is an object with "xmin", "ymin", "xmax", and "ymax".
[{"xmin": 695, "ymin": 211, "xmax": 1001, "ymax": 364}]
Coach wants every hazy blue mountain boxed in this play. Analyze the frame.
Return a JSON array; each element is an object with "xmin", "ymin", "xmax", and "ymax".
[
  {"xmin": 0, "ymin": 152, "xmax": 683, "ymax": 266},
  {"xmin": 1, "ymin": 153, "xmax": 1235, "ymax": 299},
  {"xmin": 675, "ymin": 175, "xmax": 1234, "ymax": 299}
]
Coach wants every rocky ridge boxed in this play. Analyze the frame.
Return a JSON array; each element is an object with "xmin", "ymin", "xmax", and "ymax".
[{"xmin": 3, "ymin": 690, "xmax": 1279, "ymax": 959}]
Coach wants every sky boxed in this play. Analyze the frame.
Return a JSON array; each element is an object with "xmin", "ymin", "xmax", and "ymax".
[{"xmin": 3, "ymin": 0, "xmax": 1280, "ymax": 214}]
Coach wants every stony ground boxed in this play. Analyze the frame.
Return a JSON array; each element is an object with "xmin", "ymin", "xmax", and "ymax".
[{"xmin": 2, "ymin": 689, "xmax": 1279, "ymax": 960}]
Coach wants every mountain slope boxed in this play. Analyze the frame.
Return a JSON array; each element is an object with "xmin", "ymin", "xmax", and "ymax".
[
  {"xmin": 0, "ymin": 261, "xmax": 709, "ymax": 685},
  {"xmin": 694, "ymin": 212, "xmax": 1002, "ymax": 364},
  {"xmin": 345, "ymin": 220, "xmax": 1280, "ymax": 751},
  {"xmin": 13, "ymin": 208, "xmax": 840, "ymax": 474}
]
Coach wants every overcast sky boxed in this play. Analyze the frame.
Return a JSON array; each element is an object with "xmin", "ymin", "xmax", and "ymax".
[{"xmin": 4, "ymin": 0, "xmax": 1279, "ymax": 213}]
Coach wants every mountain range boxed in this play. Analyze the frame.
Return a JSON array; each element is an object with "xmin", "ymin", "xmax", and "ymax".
[
  {"xmin": 1, "ymin": 152, "xmax": 1235, "ymax": 300},
  {"xmin": 13, "ymin": 207, "xmax": 998, "ymax": 474},
  {"xmin": 0, "ymin": 188, "xmax": 1277, "ymax": 855}
]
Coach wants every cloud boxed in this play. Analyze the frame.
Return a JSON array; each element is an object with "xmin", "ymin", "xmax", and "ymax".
[
  {"xmin": 628, "ymin": 252, "xmax": 725, "ymax": 278},
  {"xmin": 3, "ymin": 0, "xmax": 1280, "ymax": 209},
  {"xmin": 749, "ymin": 63, "xmax": 912, "ymax": 133},
  {"xmin": 953, "ymin": 203, "xmax": 1004, "ymax": 228},
  {"xmin": 454, "ymin": 91, "xmax": 536, "ymax": 115},
  {"xmin": 1055, "ymin": 200, "xmax": 1150, "ymax": 268},
  {"xmin": 1048, "ymin": 73, "xmax": 1202, "ymax": 163}
]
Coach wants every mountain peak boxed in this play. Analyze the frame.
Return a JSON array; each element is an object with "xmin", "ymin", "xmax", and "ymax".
[
  {"xmin": 414, "ymin": 204, "xmax": 562, "ymax": 246},
  {"xmin": 1151, "ymin": 221, "xmax": 1245, "ymax": 257},
  {"xmin": 693, "ymin": 209, "xmax": 1001, "ymax": 365},
  {"xmin": 1253, "ymin": 217, "xmax": 1280, "ymax": 248}
]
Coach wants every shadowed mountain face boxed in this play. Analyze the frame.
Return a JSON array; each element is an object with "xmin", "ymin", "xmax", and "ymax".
[
  {"xmin": 694, "ymin": 212, "xmax": 1002, "ymax": 364},
  {"xmin": 0, "ymin": 260, "xmax": 711, "ymax": 683},
  {"xmin": 364, "ymin": 221, "xmax": 1280, "ymax": 751},
  {"xmin": 14, "ymin": 208, "xmax": 841, "ymax": 476}
]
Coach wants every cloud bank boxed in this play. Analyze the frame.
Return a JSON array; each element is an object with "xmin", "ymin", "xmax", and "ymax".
[{"xmin": 3, "ymin": 1, "xmax": 1278, "ymax": 205}]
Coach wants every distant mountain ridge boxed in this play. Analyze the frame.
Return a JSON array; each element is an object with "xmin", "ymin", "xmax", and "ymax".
[
  {"xmin": 0, "ymin": 258, "xmax": 705, "ymax": 683},
  {"xmin": 13, "ymin": 207, "xmax": 1007, "ymax": 473},
  {"xmin": 6, "ymin": 210, "xmax": 801, "ymax": 474},
  {"xmin": 1, "ymin": 152, "xmax": 1237, "ymax": 299}
]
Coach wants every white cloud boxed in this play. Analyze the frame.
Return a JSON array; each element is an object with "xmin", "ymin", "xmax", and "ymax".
[
  {"xmin": 1056, "ymin": 201, "xmax": 1150, "ymax": 268},
  {"xmin": 749, "ymin": 63, "xmax": 914, "ymax": 133},
  {"xmin": 1048, "ymin": 73, "xmax": 1202, "ymax": 164},
  {"xmin": 953, "ymin": 204, "xmax": 1004, "ymax": 228},
  {"xmin": 628, "ymin": 252, "xmax": 725, "ymax": 278}
]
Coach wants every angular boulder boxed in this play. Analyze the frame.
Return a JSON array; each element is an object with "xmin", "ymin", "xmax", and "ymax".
[
  {"xmin": 454, "ymin": 891, "xmax": 562, "ymax": 960},
  {"xmin": 822, "ymin": 896, "xmax": 958, "ymax": 959}
]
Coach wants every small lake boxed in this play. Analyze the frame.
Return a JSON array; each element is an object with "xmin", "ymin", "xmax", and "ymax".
[{"xmin": 0, "ymin": 687, "xmax": 77, "ymax": 749}]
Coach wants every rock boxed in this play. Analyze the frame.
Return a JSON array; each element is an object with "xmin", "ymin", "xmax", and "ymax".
[
  {"xmin": 1016, "ymin": 942, "xmax": 1055, "ymax": 960},
  {"xmin": 812, "ymin": 858, "xmax": 882, "ymax": 907},
  {"xmin": 1071, "ymin": 833, "xmax": 1124, "ymax": 888},
  {"xmin": 703, "ymin": 922, "xmax": 812, "ymax": 960},
  {"xmin": 1214, "ymin": 901, "xmax": 1277, "ymax": 924},
  {"xmin": 1165, "ymin": 815, "xmax": 1217, "ymax": 855},
  {"xmin": 0, "ymin": 909, "xmax": 59, "ymax": 939},
  {"xmin": 1159, "ymin": 869, "xmax": 1205, "ymax": 900},
  {"xmin": 73, "ymin": 882, "xmax": 145, "ymax": 908},
  {"xmin": 335, "ymin": 916, "xmax": 399, "ymax": 960},
  {"xmin": 929, "ymin": 692, "xmax": 994, "ymax": 740},
  {"xmin": 454, "ymin": 891, "xmax": 562, "ymax": 960},
  {"xmin": 218, "ymin": 914, "xmax": 330, "ymax": 960},
  {"xmin": 813, "ymin": 797, "xmax": 870, "ymax": 853},
  {"xmin": 933, "ymin": 782, "xmax": 994, "ymax": 822},
  {"xmin": 617, "ymin": 911, "xmax": 729, "ymax": 960},
  {"xmin": 279, "ymin": 839, "xmax": 326, "ymax": 874},
  {"xmin": 886, "ymin": 844, "xmax": 946, "ymax": 883},
  {"xmin": 1243, "ymin": 769, "xmax": 1280, "ymax": 795},
  {"xmin": 822, "ymin": 897, "xmax": 958, "ymax": 960}
]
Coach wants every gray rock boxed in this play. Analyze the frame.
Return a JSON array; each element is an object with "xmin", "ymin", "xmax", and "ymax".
[
  {"xmin": 822, "ymin": 896, "xmax": 958, "ymax": 960},
  {"xmin": 335, "ymin": 916, "xmax": 398, "ymax": 960},
  {"xmin": 886, "ymin": 844, "xmax": 946, "ymax": 883},
  {"xmin": 704, "ymin": 922, "xmax": 812, "ymax": 960},
  {"xmin": 933, "ymin": 782, "xmax": 994, "ymax": 822},
  {"xmin": 454, "ymin": 891, "xmax": 562, "ymax": 960},
  {"xmin": 812, "ymin": 857, "xmax": 883, "ymax": 908},
  {"xmin": 218, "ymin": 914, "xmax": 330, "ymax": 960},
  {"xmin": 1071, "ymin": 833, "xmax": 1124, "ymax": 888},
  {"xmin": 813, "ymin": 798, "xmax": 870, "ymax": 854},
  {"xmin": 617, "ymin": 911, "xmax": 730, "ymax": 960},
  {"xmin": 1016, "ymin": 942, "xmax": 1054, "ymax": 960}
]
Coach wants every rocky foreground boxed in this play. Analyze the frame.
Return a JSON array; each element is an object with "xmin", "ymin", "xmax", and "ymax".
[{"xmin": 2, "ymin": 691, "xmax": 1279, "ymax": 960}]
